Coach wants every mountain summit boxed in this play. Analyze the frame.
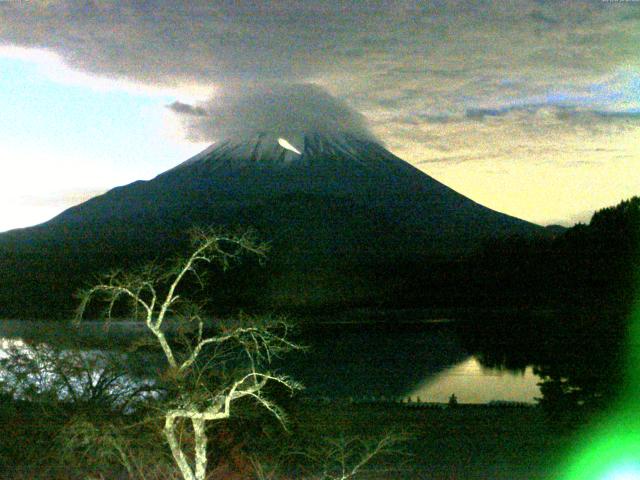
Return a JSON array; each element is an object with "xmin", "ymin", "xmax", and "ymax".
[
  {"xmin": 0, "ymin": 131, "xmax": 544, "ymax": 316},
  {"xmin": 171, "ymin": 131, "xmax": 407, "ymax": 171}
]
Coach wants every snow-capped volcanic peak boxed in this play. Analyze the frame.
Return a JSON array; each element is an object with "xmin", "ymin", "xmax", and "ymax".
[
  {"xmin": 174, "ymin": 129, "xmax": 386, "ymax": 172},
  {"xmin": 170, "ymin": 84, "xmax": 384, "ymax": 171},
  {"xmin": 214, "ymin": 132, "xmax": 306, "ymax": 166},
  {"xmin": 174, "ymin": 132, "xmax": 304, "ymax": 171}
]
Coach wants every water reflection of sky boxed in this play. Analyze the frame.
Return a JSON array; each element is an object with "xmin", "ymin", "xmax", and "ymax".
[
  {"xmin": 409, "ymin": 357, "xmax": 541, "ymax": 404},
  {"xmin": 0, "ymin": 324, "xmax": 544, "ymax": 404},
  {"xmin": 0, "ymin": 338, "xmax": 27, "ymax": 359}
]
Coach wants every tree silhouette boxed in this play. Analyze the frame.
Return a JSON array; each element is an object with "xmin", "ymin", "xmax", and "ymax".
[{"xmin": 76, "ymin": 228, "xmax": 302, "ymax": 480}]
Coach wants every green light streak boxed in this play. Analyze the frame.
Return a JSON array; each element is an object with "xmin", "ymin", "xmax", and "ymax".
[
  {"xmin": 559, "ymin": 417, "xmax": 640, "ymax": 480},
  {"xmin": 558, "ymin": 257, "xmax": 640, "ymax": 479}
]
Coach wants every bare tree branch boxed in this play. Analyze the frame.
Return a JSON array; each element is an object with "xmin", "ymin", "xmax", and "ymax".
[{"xmin": 74, "ymin": 228, "xmax": 299, "ymax": 480}]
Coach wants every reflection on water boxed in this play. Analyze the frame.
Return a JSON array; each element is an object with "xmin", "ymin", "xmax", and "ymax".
[
  {"xmin": 280, "ymin": 327, "xmax": 543, "ymax": 402},
  {"xmin": 408, "ymin": 357, "xmax": 540, "ymax": 404},
  {"xmin": 0, "ymin": 338, "xmax": 26, "ymax": 359},
  {"xmin": 0, "ymin": 336, "xmax": 158, "ymax": 408},
  {"xmin": 0, "ymin": 320, "xmax": 545, "ymax": 404}
]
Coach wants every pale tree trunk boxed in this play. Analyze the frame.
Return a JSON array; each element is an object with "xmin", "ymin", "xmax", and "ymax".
[
  {"xmin": 165, "ymin": 414, "xmax": 197, "ymax": 480},
  {"xmin": 164, "ymin": 411, "xmax": 218, "ymax": 480},
  {"xmin": 193, "ymin": 418, "xmax": 208, "ymax": 480}
]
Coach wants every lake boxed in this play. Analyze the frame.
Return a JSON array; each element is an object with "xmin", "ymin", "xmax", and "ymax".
[{"xmin": 0, "ymin": 319, "xmax": 542, "ymax": 404}]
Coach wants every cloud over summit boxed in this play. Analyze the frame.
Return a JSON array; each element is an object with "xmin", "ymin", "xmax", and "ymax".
[{"xmin": 170, "ymin": 84, "xmax": 375, "ymax": 142}]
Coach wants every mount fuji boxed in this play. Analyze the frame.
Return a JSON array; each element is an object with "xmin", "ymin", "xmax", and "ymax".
[{"xmin": 0, "ymin": 131, "xmax": 545, "ymax": 317}]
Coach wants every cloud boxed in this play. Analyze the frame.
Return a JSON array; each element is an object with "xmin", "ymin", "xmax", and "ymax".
[
  {"xmin": 2, "ymin": 2, "xmax": 639, "ymax": 145},
  {"xmin": 166, "ymin": 101, "xmax": 207, "ymax": 117},
  {"xmin": 461, "ymin": 104, "xmax": 640, "ymax": 126},
  {"xmin": 416, "ymin": 153, "xmax": 501, "ymax": 165},
  {"xmin": 1, "ymin": 2, "xmax": 638, "ymax": 96},
  {"xmin": 171, "ymin": 84, "xmax": 375, "ymax": 142},
  {"xmin": 376, "ymin": 102, "xmax": 640, "ymax": 164},
  {"xmin": 1, "ymin": 0, "xmax": 639, "ymax": 225},
  {"xmin": 0, "ymin": 188, "xmax": 106, "ymax": 232},
  {"xmin": 15, "ymin": 189, "xmax": 105, "ymax": 208}
]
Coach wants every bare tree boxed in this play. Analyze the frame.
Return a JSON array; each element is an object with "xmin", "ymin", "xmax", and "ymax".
[
  {"xmin": 0, "ymin": 341, "xmax": 151, "ymax": 412},
  {"xmin": 247, "ymin": 432, "xmax": 407, "ymax": 480},
  {"xmin": 75, "ymin": 228, "xmax": 302, "ymax": 480},
  {"xmin": 313, "ymin": 434, "xmax": 406, "ymax": 480}
]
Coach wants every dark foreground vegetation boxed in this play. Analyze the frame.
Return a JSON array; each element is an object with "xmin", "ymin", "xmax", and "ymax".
[{"xmin": 0, "ymin": 395, "xmax": 576, "ymax": 480}]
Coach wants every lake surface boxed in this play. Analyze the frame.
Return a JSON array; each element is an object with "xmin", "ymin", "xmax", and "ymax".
[{"xmin": 0, "ymin": 319, "xmax": 542, "ymax": 404}]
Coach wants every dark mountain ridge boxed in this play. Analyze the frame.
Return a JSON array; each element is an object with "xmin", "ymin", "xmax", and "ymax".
[{"xmin": 0, "ymin": 132, "xmax": 545, "ymax": 317}]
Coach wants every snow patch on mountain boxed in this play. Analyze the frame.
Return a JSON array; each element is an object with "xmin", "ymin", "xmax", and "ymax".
[
  {"xmin": 277, "ymin": 137, "xmax": 302, "ymax": 155},
  {"xmin": 172, "ymin": 130, "xmax": 392, "ymax": 172}
]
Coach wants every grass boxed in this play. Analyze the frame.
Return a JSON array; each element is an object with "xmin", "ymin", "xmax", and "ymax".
[
  {"xmin": 282, "ymin": 401, "xmax": 579, "ymax": 479},
  {"xmin": 0, "ymin": 394, "xmax": 584, "ymax": 479}
]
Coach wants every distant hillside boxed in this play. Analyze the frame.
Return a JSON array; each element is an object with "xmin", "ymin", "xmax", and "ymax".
[{"xmin": 473, "ymin": 196, "xmax": 640, "ymax": 311}]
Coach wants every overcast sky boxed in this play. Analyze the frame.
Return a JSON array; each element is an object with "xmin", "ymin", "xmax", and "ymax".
[{"xmin": 1, "ymin": 0, "xmax": 639, "ymax": 232}]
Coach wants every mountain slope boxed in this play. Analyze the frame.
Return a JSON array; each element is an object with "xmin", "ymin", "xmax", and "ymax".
[{"xmin": 0, "ymin": 132, "xmax": 544, "ymax": 317}]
